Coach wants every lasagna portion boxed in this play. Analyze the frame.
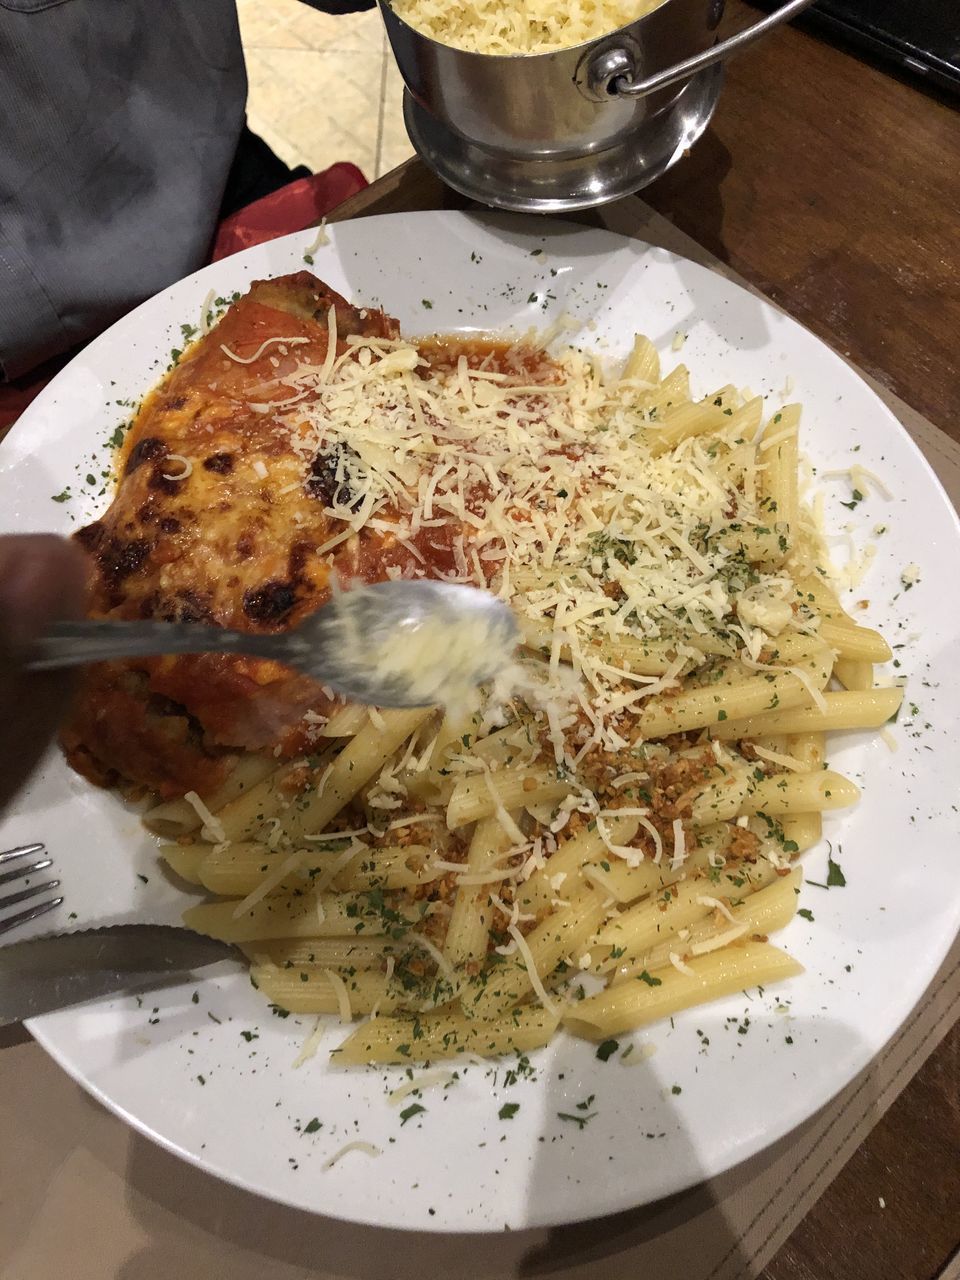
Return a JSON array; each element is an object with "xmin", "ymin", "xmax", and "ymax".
[{"xmin": 62, "ymin": 274, "xmax": 446, "ymax": 798}]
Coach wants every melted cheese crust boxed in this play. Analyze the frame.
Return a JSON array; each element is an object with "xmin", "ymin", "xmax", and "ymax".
[{"xmin": 62, "ymin": 274, "xmax": 412, "ymax": 796}]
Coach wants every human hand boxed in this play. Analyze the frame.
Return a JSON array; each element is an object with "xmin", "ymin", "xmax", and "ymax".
[{"xmin": 0, "ymin": 535, "xmax": 87, "ymax": 808}]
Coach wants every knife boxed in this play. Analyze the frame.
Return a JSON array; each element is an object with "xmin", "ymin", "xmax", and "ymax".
[{"xmin": 0, "ymin": 924, "xmax": 239, "ymax": 1026}]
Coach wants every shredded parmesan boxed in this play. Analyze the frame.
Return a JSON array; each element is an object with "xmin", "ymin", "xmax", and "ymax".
[
  {"xmin": 199, "ymin": 288, "xmax": 216, "ymax": 335},
  {"xmin": 304, "ymin": 220, "xmax": 330, "ymax": 256},
  {"xmin": 322, "ymin": 1140, "xmax": 381, "ymax": 1170},
  {"xmin": 481, "ymin": 768, "xmax": 527, "ymax": 844},
  {"xmin": 695, "ymin": 894, "xmax": 738, "ymax": 924},
  {"xmin": 622, "ymin": 1041, "xmax": 657, "ymax": 1065},
  {"xmin": 508, "ymin": 924, "xmax": 558, "ymax": 1015},
  {"xmin": 231, "ymin": 848, "xmax": 308, "ymax": 919},
  {"xmin": 669, "ymin": 818, "xmax": 687, "ymax": 870},
  {"xmin": 669, "ymin": 952, "xmax": 696, "ymax": 976},
  {"xmin": 292, "ymin": 1016, "xmax": 325, "ymax": 1068},
  {"xmin": 690, "ymin": 923, "xmax": 749, "ymax": 955},
  {"xmin": 387, "ymin": 1069, "xmax": 455, "ymax": 1103},
  {"xmin": 785, "ymin": 665, "xmax": 829, "ymax": 712},
  {"xmin": 183, "ymin": 791, "xmax": 226, "ymax": 845},
  {"xmin": 752, "ymin": 744, "xmax": 806, "ymax": 772},
  {"xmin": 323, "ymin": 968, "xmax": 353, "ymax": 1022},
  {"xmin": 220, "ymin": 335, "xmax": 310, "ymax": 364}
]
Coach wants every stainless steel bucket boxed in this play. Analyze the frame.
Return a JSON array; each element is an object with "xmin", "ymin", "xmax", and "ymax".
[{"xmin": 379, "ymin": 0, "xmax": 817, "ymax": 212}]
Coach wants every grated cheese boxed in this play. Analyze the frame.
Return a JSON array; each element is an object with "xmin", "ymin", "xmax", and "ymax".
[
  {"xmin": 387, "ymin": 1069, "xmax": 455, "ymax": 1103},
  {"xmin": 323, "ymin": 968, "xmax": 353, "ymax": 1022},
  {"xmin": 257, "ymin": 327, "xmax": 837, "ymax": 766},
  {"xmin": 199, "ymin": 288, "xmax": 216, "ymax": 336},
  {"xmin": 508, "ymin": 923, "xmax": 558, "ymax": 1016},
  {"xmin": 690, "ymin": 923, "xmax": 749, "ymax": 955},
  {"xmin": 220, "ymin": 335, "xmax": 310, "ymax": 364},
  {"xmin": 669, "ymin": 952, "xmax": 696, "ymax": 976},
  {"xmin": 183, "ymin": 791, "xmax": 226, "ymax": 845},
  {"xmin": 304, "ymin": 219, "xmax": 330, "ymax": 255},
  {"xmin": 786, "ymin": 665, "xmax": 829, "ymax": 713},
  {"xmin": 752, "ymin": 744, "xmax": 806, "ymax": 772},
  {"xmin": 695, "ymin": 894, "xmax": 738, "ymax": 924},
  {"xmin": 231, "ymin": 848, "xmax": 310, "ymax": 919},
  {"xmin": 292, "ymin": 1016, "xmax": 326, "ymax": 1068},
  {"xmin": 622, "ymin": 1041, "xmax": 657, "ymax": 1066},
  {"xmin": 322, "ymin": 1140, "xmax": 381, "ymax": 1170},
  {"xmin": 391, "ymin": 0, "xmax": 665, "ymax": 55},
  {"xmin": 669, "ymin": 818, "xmax": 686, "ymax": 870}
]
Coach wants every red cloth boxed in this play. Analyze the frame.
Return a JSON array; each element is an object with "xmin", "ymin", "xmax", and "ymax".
[
  {"xmin": 210, "ymin": 164, "xmax": 367, "ymax": 261},
  {"xmin": 0, "ymin": 163, "xmax": 368, "ymax": 433}
]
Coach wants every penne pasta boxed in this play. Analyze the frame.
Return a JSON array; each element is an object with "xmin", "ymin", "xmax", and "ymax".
[
  {"xmin": 464, "ymin": 887, "xmax": 607, "ymax": 1020},
  {"xmin": 445, "ymin": 767, "xmax": 571, "ymax": 830},
  {"xmin": 582, "ymin": 840, "xmax": 715, "ymax": 905},
  {"xmin": 833, "ymin": 658, "xmax": 874, "ymax": 691},
  {"xmin": 563, "ymin": 943, "xmax": 803, "ymax": 1039},
  {"xmin": 333, "ymin": 1005, "xmax": 560, "ymax": 1065},
  {"xmin": 612, "ymin": 866, "xmax": 803, "ymax": 981},
  {"xmin": 281, "ymin": 709, "xmax": 434, "ymax": 841},
  {"xmin": 706, "ymin": 687, "xmax": 903, "ymax": 741},
  {"xmin": 636, "ymin": 654, "xmax": 831, "ymax": 740},
  {"xmin": 742, "ymin": 770, "xmax": 859, "ymax": 817},
  {"xmin": 182, "ymin": 891, "xmax": 422, "ymax": 943},
  {"xmin": 643, "ymin": 394, "xmax": 730, "ymax": 457},
  {"xmin": 594, "ymin": 857, "xmax": 780, "ymax": 966},
  {"xmin": 240, "ymin": 937, "xmax": 403, "ymax": 970},
  {"xmin": 252, "ymin": 965, "xmax": 403, "ymax": 1016},
  {"xmin": 144, "ymin": 754, "xmax": 278, "ymax": 839},
  {"xmin": 819, "ymin": 621, "xmax": 891, "ymax": 663},
  {"xmin": 516, "ymin": 814, "xmax": 640, "ymax": 914},
  {"xmin": 112, "ymin": 315, "xmax": 898, "ymax": 1067},
  {"xmin": 443, "ymin": 817, "xmax": 518, "ymax": 969},
  {"xmin": 158, "ymin": 842, "xmax": 205, "ymax": 885},
  {"xmin": 760, "ymin": 404, "xmax": 800, "ymax": 552},
  {"xmin": 196, "ymin": 840, "xmax": 439, "ymax": 897},
  {"xmin": 320, "ymin": 704, "xmax": 373, "ymax": 738},
  {"xmin": 620, "ymin": 333, "xmax": 660, "ymax": 386}
]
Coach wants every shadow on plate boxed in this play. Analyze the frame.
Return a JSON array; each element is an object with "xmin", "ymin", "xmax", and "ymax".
[{"xmin": 105, "ymin": 1014, "xmax": 868, "ymax": 1279}]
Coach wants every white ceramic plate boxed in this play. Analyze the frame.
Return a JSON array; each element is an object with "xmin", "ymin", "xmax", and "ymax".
[{"xmin": 1, "ymin": 212, "xmax": 958, "ymax": 1232}]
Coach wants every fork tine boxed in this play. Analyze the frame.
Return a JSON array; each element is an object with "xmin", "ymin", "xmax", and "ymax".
[
  {"xmin": 0, "ymin": 858, "xmax": 52, "ymax": 887},
  {"xmin": 0, "ymin": 879, "xmax": 60, "ymax": 911},
  {"xmin": 0, "ymin": 896, "xmax": 63, "ymax": 938},
  {"xmin": 0, "ymin": 843, "xmax": 45, "ymax": 865}
]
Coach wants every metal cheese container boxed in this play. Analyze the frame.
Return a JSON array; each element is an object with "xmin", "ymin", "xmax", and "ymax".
[{"xmin": 379, "ymin": 0, "xmax": 817, "ymax": 212}]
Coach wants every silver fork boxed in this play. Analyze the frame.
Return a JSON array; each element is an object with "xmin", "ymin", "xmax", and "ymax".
[{"xmin": 0, "ymin": 845, "xmax": 62, "ymax": 938}]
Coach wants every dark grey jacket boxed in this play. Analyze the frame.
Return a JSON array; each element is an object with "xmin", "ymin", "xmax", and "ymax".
[{"xmin": 0, "ymin": 0, "xmax": 369, "ymax": 379}]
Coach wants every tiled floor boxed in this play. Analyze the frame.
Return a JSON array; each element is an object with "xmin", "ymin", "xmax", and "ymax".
[{"xmin": 237, "ymin": 0, "xmax": 415, "ymax": 182}]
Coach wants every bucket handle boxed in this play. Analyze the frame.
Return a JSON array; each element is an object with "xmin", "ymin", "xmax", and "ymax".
[{"xmin": 604, "ymin": 0, "xmax": 818, "ymax": 99}]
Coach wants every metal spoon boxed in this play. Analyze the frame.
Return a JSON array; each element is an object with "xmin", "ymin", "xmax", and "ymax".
[{"xmin": 26, "ymin": 581, "xmax": 520, "ymax": 708}]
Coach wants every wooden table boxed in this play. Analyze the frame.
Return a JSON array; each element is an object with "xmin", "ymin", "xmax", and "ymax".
[{"xmin": 330, "ymin": 9, "xmax": 960, "ymax": 1277}]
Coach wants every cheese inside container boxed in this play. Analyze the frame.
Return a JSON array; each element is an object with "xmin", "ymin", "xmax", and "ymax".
[{"xmin": 378, "ymin": 0, "xmax": 818, "ymax": 212}]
